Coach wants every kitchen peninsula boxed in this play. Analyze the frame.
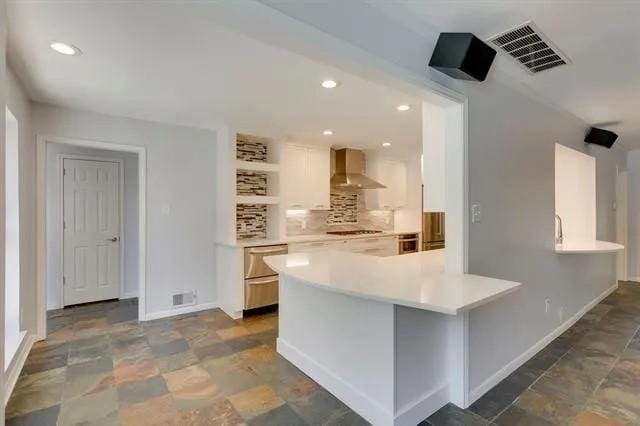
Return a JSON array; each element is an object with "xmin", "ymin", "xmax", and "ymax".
[{"xmin": 265, "ymin": 249, "xmax": 521, "ymax": 426}]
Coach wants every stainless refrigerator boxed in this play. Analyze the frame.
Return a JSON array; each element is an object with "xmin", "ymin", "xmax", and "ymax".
[{"xmin": 422, "ymin": 212, "xmax": 445, "ymax": 251}]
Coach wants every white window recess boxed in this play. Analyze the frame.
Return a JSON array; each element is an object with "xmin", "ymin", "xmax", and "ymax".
[
  {"xmin": 5, "ymin": 107, "xmax": 23, "ymax": 370},
  {"xmin": 554, "ymin": 143, "xmax": 623, "ymax": 254}
]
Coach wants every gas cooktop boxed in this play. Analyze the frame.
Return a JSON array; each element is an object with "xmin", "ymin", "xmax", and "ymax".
[{"xmin": 325, "ymin": 230, "xmax": 383, "ymax": 236}]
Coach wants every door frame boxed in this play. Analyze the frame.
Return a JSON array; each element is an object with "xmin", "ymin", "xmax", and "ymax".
[
  {"xmin": 59, "ymin": 154, "xmax": 125, "ymax": 307},
  {"xmin": 37, "ymin": 135, "xmax": 147, "ymax": 340}
]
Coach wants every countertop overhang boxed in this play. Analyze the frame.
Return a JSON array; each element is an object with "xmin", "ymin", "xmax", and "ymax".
[
  {"xmin": 218, "ymin": 230, "xmax": 421, "ymax": 248},
  {"xmin": 555, "ymin": 240, "xmax": 624, "ymax": 254},
  {"xmin": 265, "ymin": 250, "xmax": 521, "ymax": 315}
]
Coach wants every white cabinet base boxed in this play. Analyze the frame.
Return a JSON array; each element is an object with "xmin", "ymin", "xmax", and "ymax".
[{"xmin": 278, "ymin": 274, "xmax": 469, "ymax": 426}]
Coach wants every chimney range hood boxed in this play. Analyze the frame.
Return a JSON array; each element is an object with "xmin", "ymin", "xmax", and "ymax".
[{"xmin": 330, "ymin": 148, "xmax": 385, "ymax": 190}]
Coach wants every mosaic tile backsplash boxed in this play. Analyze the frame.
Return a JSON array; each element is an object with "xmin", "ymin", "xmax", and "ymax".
[
  {"xmin": 236, "ymin": 171, "xmax": 267, "ymax": 196},
  {"xmin": 236, "ymin": 134, "xmax": 268, "ymax": 162},
  {"xmin": 237, "ymin": 204, "xmax": 267, "ymax": 239},
  {"xmin": 327, "ymin": 193, "xmax": 358, "ymax": 224},
  {"xmin": 286, "ymin": 190, "xmax": 394, "ymax": 236}
]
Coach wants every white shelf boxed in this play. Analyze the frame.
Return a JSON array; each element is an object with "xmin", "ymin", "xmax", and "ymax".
[
  {"xmin": 555, "ymin": 240, "xmax": 624, "ymax": 254},
  {"xmin": 236, "ymin": 160, "xmax": 280, "ymax": 173},
  {"xmin": 236, "ymin": 195, "xmax": 280, "ymax": 205}
]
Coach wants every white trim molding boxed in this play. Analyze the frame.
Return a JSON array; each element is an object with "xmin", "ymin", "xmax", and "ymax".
[
  {"xmin": 36, "ymin": 134, "xmax": 147, "ymax": 338},
  {"xmin": 4, "ymin": 332, "xmax": 35, "ymax": 406},
  {"xmin": 142, "ymin": 301, "xmax": 219, "ymax": 322},
  {"xmin": 468, "ymin": 283, "xmax": 618, "ymax": 404}
]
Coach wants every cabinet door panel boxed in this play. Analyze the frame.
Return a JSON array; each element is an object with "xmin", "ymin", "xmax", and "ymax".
[
  {"xmin": 392, "ymin": 161, "xmax": 407, "ymax": 208},
  {"xmin": 283, "ymin": 145, "xmax": 309, "ymax": 209},
  {"xmin": 307, "ymin": 147, "xmax": 331, "ymax": 210}
]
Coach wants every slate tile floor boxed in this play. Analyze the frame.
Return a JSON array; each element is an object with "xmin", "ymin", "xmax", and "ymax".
[
  {"xmin": 6, "ymin": 281, "xmax": 640, "ymax": 425},
  {"xmin": 422, "ymin": 281, "xmax": 640, "ymax": 426},
  {"xmin": 6, "ymin": 299, "xmax": 365, "ymax": 426}
]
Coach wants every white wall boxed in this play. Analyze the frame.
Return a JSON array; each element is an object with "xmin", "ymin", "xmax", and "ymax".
[
  {"xmin": 422, "ymin": 101, "xmax": 445, "ymax": 212},
  {"xmin": 6, "ymin": 68, "xmax": 35, "ymax": 336},
  {"xmin": 0, "ymin": 0, "xmax": 8, "ymax": 419},
  {"xmin": 626, "ymin": 150, "xmax": 640, "ymax": 280},
  {"xmin": 246, "ymin": 0, "xmax": 626, "ymax": 395},
  {"xmin": 33, "ymin": 103, "xmax": 218, "ymax": 316},
  {"xmin": 394, "ymin": 152, "xmax": 422, "ymax": 232},
  {"xmin": 45, "ymin": 143, "xmax": 138, "ymax": 308},
  {"xmin": 4, "ymin": 106, "xmax": 21, "ymax": 368},
  {"xmin": 555, "ymin": 143, "xmax": 597, "ymax": 241}
]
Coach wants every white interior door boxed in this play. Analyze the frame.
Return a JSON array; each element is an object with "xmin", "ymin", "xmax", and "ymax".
[
  {"xmin": 616, "ymin": 169, "xmax": 628, "ymax": 282},
  {"xmin": 63, "ymin": 158, "xmax": 120, "ymax": 306}
]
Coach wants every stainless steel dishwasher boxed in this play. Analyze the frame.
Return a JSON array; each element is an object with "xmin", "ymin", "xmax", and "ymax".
[{"xmin": 244, "ymin": 244, "xmax": 288, "ymax": 310}]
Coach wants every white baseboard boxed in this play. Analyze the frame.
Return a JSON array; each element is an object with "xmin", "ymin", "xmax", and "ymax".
[
  {"xmin": 5, "ymin": 333, "xmax": 36, "ymax": 406},
  {"xmin": 394, "ymin": 383, "xmax": 449, "ymax": 426},
  {"xmin": 626, "ymin": 277, "xmax": 640, "ymax": 283},
  {"xmin": 120, "ymin": 292, "xmax": 138, "ymax": 300},
  {"xmin": 279, "ymin": 338, "xmax": 445, "ymax": 426},
  {"xmin": 142, "ymin": 301, "xmax": 218, "ymax": 321},
  {"xmin": 219, "ymin": 303, "xmax": 243, "ymax": 320},
  {"xmin": 468, "ymin": 283, "xmax": 618, "ymax": 404}
]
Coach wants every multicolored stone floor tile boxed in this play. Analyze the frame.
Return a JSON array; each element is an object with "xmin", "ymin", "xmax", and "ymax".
[{"xmin": 7, "ymin": 282, "xmax": 640, "ymax": 425}]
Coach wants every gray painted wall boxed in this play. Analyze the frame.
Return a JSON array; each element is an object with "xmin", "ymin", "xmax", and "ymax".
[
  {"xmin": 256, "ymin": 0, "xmax": 627, "ymax": 391},
  {"xmin": 626, "ymin": 151, "xmax": 640, "ymax": 280},
  {"xmin": 32, "ymin": 103, "xmax": 218, "ymax": 317},
  {"xmin": 1, "ymin": 1, "xmax": 8, "ymax": 420}
]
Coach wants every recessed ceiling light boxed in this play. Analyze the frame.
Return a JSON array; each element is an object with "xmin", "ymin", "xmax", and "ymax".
[
  {"xmin": 321, "ymin": 79, "xmax": 339, "ymax": 89},
  {"xmin": 50, "ymin": 42, "xmax": 81, "ymax": 56},
  {"xmin": 382, "ymin": 142, "xmax": 392, "ymax": 147},
  {"xmin": 323, "ymin": 129, "xmax": 334, "ymax": 136},
  {"xmin": 396, "ymin": 104, "xmax": 411, "ymax": 111}
]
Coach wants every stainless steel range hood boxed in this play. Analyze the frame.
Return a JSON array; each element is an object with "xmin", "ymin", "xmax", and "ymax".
[{"xmin": 330, "ymin": 148, "xmax": 385, "ymax": 189}]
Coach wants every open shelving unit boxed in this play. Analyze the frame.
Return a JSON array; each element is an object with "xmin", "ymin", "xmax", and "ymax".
[{"xmin": 234, "ymin": 133, "xmax": 283, "ymax": 241}]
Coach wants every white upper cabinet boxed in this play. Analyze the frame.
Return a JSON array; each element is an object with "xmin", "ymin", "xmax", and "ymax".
[
  {"xmin": 282, "ymin": 144, "xmax": 330, "ymax": 210},
  {"xmin": 365, "ymin": 158, "xmax": 407, "ymax": 210},
  {"xmin": 307, "ymin": 146, "xmax": 331, "ymax": 209},
  {"xmin": 282, "ymin": 144, "xmax": 308, "ymax": 209}
]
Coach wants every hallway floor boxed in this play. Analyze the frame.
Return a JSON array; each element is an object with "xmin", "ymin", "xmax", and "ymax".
[{"xmin": 6, "ymin": 282, "xmax": 640, "ymax": 425}]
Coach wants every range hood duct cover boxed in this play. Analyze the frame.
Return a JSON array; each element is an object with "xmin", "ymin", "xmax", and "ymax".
[{"xmin": 330, "ymin": 148, "xmax": 385, "ymax": 189}]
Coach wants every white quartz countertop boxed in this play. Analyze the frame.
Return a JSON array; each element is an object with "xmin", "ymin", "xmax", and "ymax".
[
  {"xmin": 555, "ymin": 239, "xmax": 624, "ymax": 254},
  {"xmin": 264, "ymin": 249, "xmax": 521, "ymax": 315},
  {"xmin": 221, "ymin": 231, "xmax": 421, "ymax": 248}
]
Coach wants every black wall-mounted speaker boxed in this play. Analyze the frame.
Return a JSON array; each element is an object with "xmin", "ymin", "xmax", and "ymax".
[
  {"xmin": 428, "ymin": 33, "xmax": 496, "ymax": 82},
  {"xmin": 585, "ymin": 127, "xmax": 618, "ymax": 148}
]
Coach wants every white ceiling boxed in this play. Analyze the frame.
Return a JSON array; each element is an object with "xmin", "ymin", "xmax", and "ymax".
[
  {"xmin": 377, "ymin": 0, "xmax": 640, "ymax": 149},
  {"xmin": 7, "ymin": 1, "xmax": 422, "ymax": 154}
]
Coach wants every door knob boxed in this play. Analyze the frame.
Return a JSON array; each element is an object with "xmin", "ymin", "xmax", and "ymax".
[{"xmin": 107, "ymin": 237, "xmax": 119, "ymax": 242}]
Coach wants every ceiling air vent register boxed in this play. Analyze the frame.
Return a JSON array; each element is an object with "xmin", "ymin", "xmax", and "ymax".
[{"xmin": 487, "ymin": 22, "xmax": 570, "ymax": 74}]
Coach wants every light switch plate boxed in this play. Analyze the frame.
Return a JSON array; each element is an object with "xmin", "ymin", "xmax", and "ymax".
[{"xmin": 471, "ymin": 204, "xmax": 482, "ymax": 223}]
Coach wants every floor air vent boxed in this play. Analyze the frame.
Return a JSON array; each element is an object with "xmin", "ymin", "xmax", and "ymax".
[
  {"xmin": 173, "ymin": 291, "xmax": 196, "ymax": 307},
  {"xmin": 488, "ymin": 22, "xmax": 570, "ymax": 74}
]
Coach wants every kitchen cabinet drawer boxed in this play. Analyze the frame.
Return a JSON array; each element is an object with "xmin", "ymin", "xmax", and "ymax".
[
  {"xmin": 289, "ymin": 240, "xmax": 345, "ymax": 253},
  {"xmin": 345, "ymin": 236, "xmax": 397, "ymax": 256},
  {"xmin": 245, "ymin": 276, "xmax": 279, "ymax": 309}
]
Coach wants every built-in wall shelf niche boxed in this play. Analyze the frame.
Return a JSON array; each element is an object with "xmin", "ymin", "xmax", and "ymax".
[
  {"xmin": 236, "ymin": 195, "xmax": 280, "ymax": 205},
  {"xmin": 235, "ymin": 133, "xmax": 282, "ymax": 241},
  {"xmin": 236, "ymin": 134, "xmax": 280, "ymax": 200}
]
